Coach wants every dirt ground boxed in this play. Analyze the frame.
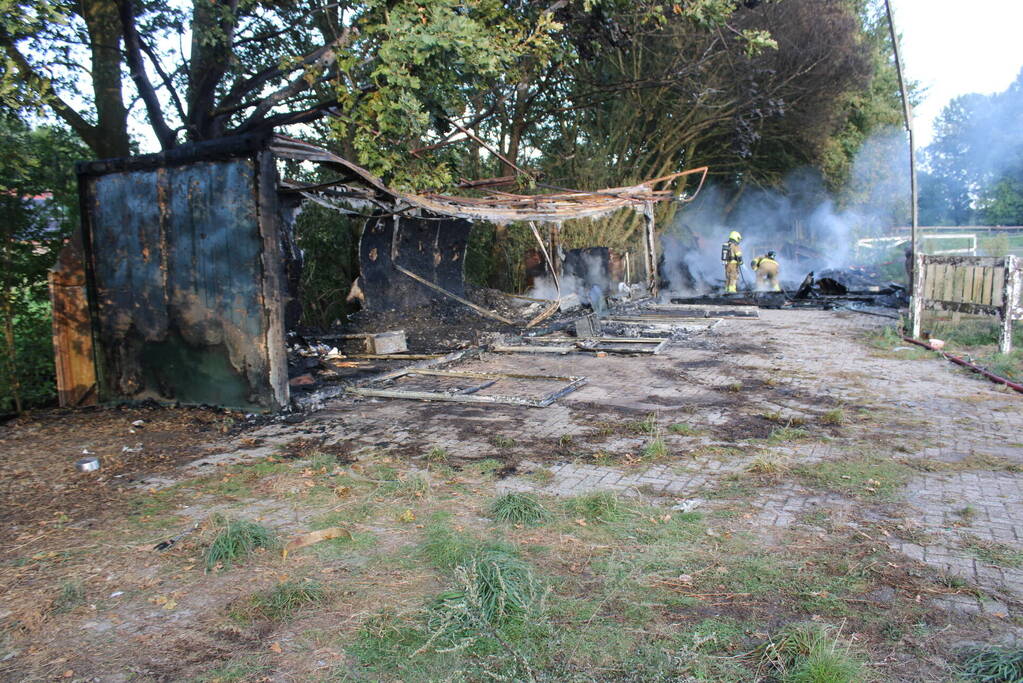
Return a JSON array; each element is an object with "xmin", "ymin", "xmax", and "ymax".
[{"xmin": 1, "ymin": 308, "xmax": 1021, "ymax": 682}]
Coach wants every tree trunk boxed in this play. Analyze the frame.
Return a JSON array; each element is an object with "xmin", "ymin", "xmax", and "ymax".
[{"xmin": 80, "ymin": 0, "xmax": 130, "ymax": 158}]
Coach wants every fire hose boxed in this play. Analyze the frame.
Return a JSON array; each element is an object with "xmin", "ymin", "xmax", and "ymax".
[{"xmin": 900, "ymin": 336, "xmax": 1023, "ymax": 395}]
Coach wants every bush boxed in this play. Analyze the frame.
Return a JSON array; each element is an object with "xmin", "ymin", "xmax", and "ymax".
[{"xmin": 0, "ymin": 284, "xmax": 56, "ymax": 414}]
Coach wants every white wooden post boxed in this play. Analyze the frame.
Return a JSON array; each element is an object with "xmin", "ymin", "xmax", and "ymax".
[
  {"xmin": 642, "ymin": 201, "xmax": 658, "ymax": 296},
  {"xmin": 912, "ymin": 252, "xmax": 925, "ymax": 339},
  {"xmin": 1000, "ymin": 255, "xmax": 1020, "ymax": 354}
]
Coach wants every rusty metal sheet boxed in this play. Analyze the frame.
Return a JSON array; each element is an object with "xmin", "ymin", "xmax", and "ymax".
[{"xmin": 81, "ymin": 156, "xmax": 287, "ymax": 411}]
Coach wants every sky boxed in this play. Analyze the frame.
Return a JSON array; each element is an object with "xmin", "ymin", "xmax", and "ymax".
[{"xmin": 892, "ymin": 0, "xmax": 1023, "ymax": 147}]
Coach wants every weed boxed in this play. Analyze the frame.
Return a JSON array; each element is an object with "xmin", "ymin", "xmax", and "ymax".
[
  {"xmin": 565, "ymin": 491, "xmax": 625, "ymax": 523},
  {"xmin": 492, "ymin": 435, "xmax": 516, "ymax": 448},
  {"xmin": 51, "ymin": 580, "xmax": 85, "ymax": 613},
  {"xmin": 958, "ymin": 645, "xmax": 1023, "ymax": 682},
  {"xmin": 760, "ymin": 622, "xmax": 865, "ymax": 683},
  {"xmin": 489, "ymin": 493, "xmax": 552, "ymax": 526},
  {"xmin": 421, "ymin": 518, "xmax": 496, "ymax": 569},
  {"xmin": 558, "ymin": 434, "xmax": 574, "ymax": 447},
  {"xmin": 241, "ymin": 580, "xmax": 327, "ymax": 622},
  {"xmin": 425, "ymin": 447, "xmax": 448, "ymax": 463},
  {"xmin": 305, "ymin": 450, "xmax": 340, "ymax": 472},
  {"xmin": 726, "ymin": 381, "xmax": 743, "ymax": 392},
  {"xmin": 668, "ymin": 423, "xmax": 700, "ymax": 436},
  {"xmin": 820, "ymin": 409, "xmax": 846, "ymax": 426},
  {"xmin": 747, "ymin": 451, "xmax": 790, "ymax": 475},
  {"xmin": 642, "ymin": 436, "xmax": 668, "ymax": 460},
  {"xmin": 204, "ymin": 516, "xmax": 279, "ymax": 570}
]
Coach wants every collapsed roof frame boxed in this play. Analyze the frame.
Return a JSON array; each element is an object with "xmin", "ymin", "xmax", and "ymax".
[{"xmin": 272, "ymin": 134, "xmax": 709, "ymax": 316}]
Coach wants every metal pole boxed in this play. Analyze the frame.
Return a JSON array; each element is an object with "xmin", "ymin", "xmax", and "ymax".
[{"xmin": 885, "ymin": 0, "xmax": 919, "ymax": 312}]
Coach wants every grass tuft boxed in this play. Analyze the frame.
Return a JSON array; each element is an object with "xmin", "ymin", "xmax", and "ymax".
[
  {"xmin": 747, "ymin": 452, "xmax": 790, "ymax": 475},
  {"xmin": 387, "ymin": 474, "xmax": 430, "ymax": 500},
  {"xmin": 204, "ymin": 516, "xmax": 278, "ymax": 571},
  {"xmin": 642, "ymin": 436, "xmax": 668, "ymax": 459},
  {"xmin": 761, "ymin": 622, "xmax": 865, "ymax": 683},
  {"xmin": 489, "ymin": 493, "xmax": 552, "ymax": 526},
  {"xmin": 958, "ymin": 645, "xmax": 1023, "ymax": 682},
  {"xmin": 243, "ymin": 580, "xmax": 327, "ymax": 622},
  {"xmin": 431, "ymin": 549, "xmax": 539, "ymax": 628},
  {"xmin": 668, "ymin": 423, "xmax": 700, "ymax": 436},
  {"xmin": 51, "ymin": 580, "xmax": 85, "ymax": 614},
  {"xmin": 820, "ymin": 409, "xmax": 845, "ymax": 426},
  {"xmin": 425, "ymin": 447, "xmax": 447, "ymax": 463},
  {"xmin": 565, "ymin": 491, "xmax": 625, "ymax": 523}
]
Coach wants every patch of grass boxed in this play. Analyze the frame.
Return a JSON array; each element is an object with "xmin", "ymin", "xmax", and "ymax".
[
  {"xmin": 642, "ymin": 436, "xmax": 668, "ymax": 459},
  {"xmin": 959, "ymin": 533, "xmax": 1023, "ymax": 568},
  {"xmin": 794, "ymin": 454, "xmax": 912, "ymax": 499},
  {"xmin": 747, "ymin": 451, "xmax": 790, "ymax": 475},
  {"xmin": 760, "ymin": 622, "xmax": 866, "ymax": 683},
  {"xmin": 565, "ymin": 491, "xmax": 626, "ymax": 523},
  {"xmin": 431, "ymin": 549, "xmax": 541, "ymax": 627},
  {"xmin": 628, "ymin": 412, "xmax": 658, "ymax": 434},
  {"xmin": 240, "ymin": 580, "xmax": 328, "ymax": 622},
  {"xmin": 558, "ymin": 434, "xmax": 574, "ymax": 447},
  {"xmin": 767, "ymin": 426, "xmax": 811, "ymax": 443},
  {"xmin": 425, "ymin": 446, "xmax": 447, "ymax": 463},
  {"xmin": 489, "ymin": 493, "xmax": 552, "ymax": 526},
  {"xmin": 51, "ymin": 580, "xmax": 85, "ymax": 613},
  {"xmin": 820, "ymin": 408, "xmax": 846, "ymax": 426},
  {"xmin": 468, "ymin": 458, "xmax": 503, "ymax": 476},
  {"xmin": 726, "ymin": 381, "xmax": 743, "ymax": 392},
  {"xmin": 899, "ymin": 452, "xmax": 1023, "ymax": 473},
  {"xmin": 196, "ymin": 656, "xmax": 268, "ymax": 682},
  {"xmin": 955, "ymin": 506, "xmax": 979, "ymax": 524},
  {"xmin": 204, "ymin": 517, "xmax": 279, "ymax": 571},
  {"xmin": 527, "ymin": 467, "xmax": 555, "ymax": 484},
  {"xmin": 668, "ymin": 423, "xmax": 700, "ymax": 436},
  {"xmin": 491, "ymin": 435, "xmax": 516, "ymax": 448},
  {"xmin": 958, "ymin": 645, "xmax": 1023, "ymax": 682},
  {"xmin": 420, "ymin": 517, "xmax": 515, "ymax": 570},
  {"xmin": 385, "ymin": 474, "xmax": 430, "ymax": 500}
]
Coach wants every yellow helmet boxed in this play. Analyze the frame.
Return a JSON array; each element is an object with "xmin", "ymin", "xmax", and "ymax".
[{"xmin": 728, "ymin": 230, "xmax": 742, "ymax": 243}]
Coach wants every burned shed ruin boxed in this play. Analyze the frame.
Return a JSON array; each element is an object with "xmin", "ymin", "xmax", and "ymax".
[{"xmin": 55, "ymin": 133, "xmax": 704, "ymax": 412}]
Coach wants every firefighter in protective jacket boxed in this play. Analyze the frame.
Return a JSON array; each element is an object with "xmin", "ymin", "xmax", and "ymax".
[
  {"xmin": 721, "ymin": 231, "xmax": 743, "ymax": 293},
  {"xmin": 750, "ymin": 250, "xmax": 781, "ymax": 291}
]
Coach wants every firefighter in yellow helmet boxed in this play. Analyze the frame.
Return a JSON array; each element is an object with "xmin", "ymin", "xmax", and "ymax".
[
  {"xmin": 750, "ymin": 250, "xmax": 781, "ymax": 291},
  {"xmin": 721, "ymin": 230, "xmax": 743, "ymax": 293}
]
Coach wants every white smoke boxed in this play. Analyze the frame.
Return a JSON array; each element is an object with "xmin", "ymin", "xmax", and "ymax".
[{"xmin": 659, "ymin": 127, "xmax": 911, "ymax": 293}]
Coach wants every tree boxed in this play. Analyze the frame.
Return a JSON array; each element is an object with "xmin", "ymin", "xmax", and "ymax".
[
  {"xmin": 2, "ymin": 0, "xmax": 563, "ymax": 187},
  {"xmin": 923, "ymin": 68, "xmax": 1023, "ymax": 226},
  {"xmin": 0, "ymin": 114, "xmax": 88, "ymax": 413}
]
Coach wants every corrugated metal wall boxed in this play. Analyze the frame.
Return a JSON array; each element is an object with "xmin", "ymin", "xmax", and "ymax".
[{"xmin": 77, "ymin": 145, "xmax": 288, "ymax": 411}]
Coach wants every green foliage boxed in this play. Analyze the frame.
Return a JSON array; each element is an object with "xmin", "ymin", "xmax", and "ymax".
[
  {"xmin": 204, "ymin": 517, "xmax": 279, "ymax": 571},
  {"xmin": 293, "ymin": 204, "xmax": 360, "ymax": 329},
  {"xmin": 489, "ymin": 493, "xmax": 551, "ymax": 526},
  {"xmin": 958, "ymin": 645, "xmax": 1023, "ymax": 682},
  {"xmin": 242, "ymin": 580, "xmax": 328, "ymax": 622}
]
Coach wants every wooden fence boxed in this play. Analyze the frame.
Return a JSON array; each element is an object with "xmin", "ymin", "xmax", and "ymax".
[{"xmin": 912, "ymin": 254, "xmax": 1023, "ymax": 353}]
